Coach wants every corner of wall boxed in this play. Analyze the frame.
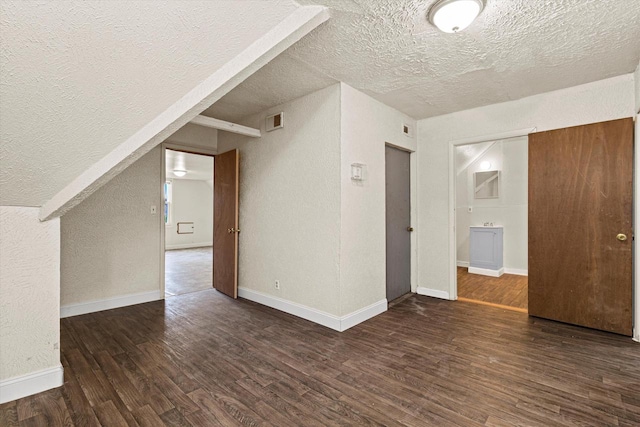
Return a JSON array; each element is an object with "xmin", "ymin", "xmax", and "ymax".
[
  {"xmin": 0, "ymin": 206, "xmax": 62, "ymax": 402},
  {"xmin": 635, "ymin": 60, "xmax": 640, "ymax": 114}
]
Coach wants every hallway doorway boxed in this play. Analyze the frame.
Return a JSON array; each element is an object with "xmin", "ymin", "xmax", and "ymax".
[{"xmin": 164, "ymin": 149, "xmax": 214, "ymax": 297}]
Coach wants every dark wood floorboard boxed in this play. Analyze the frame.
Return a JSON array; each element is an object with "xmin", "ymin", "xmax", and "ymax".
[
  {"xmin": 165, "ymin": 247, "xmax": 213, "ymax": 297},
  {"xmin": 458, "ymin": 267, "xmax": 528, "ymax": 310},
  {"xmin": 2, "ymin": 290, "xmax": 639, "ymax": 426}
]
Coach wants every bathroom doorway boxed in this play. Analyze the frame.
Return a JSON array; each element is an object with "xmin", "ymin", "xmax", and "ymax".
[{"xmin": 453, "ymin": 135, "xmax": 529, "ymax": 312}]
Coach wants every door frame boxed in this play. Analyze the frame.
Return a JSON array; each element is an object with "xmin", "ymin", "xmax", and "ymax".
[
  {"xmin": 160, "ymin": 142, "xmax": 217, "ymax": 297},
  {"xmin": 384, "ymin": 142, "xmax": 418, "ymax": 294},
  {"xmin": 447, "ymin": 128, "xmax": 536, "ymax": 301}
]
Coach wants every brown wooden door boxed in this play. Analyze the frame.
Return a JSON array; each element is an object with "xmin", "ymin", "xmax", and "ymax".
[
  {"xmin": 213, "ymin": 149, "xmax": 239, "ymax": 298},
  {"xmin": 528, "ymin": 118, "xmax": 633, "ymax": 336}
]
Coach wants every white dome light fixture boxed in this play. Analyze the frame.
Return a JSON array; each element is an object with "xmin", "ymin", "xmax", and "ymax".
[
  {"xmin": 173, "ymin": 169, "xmax": 187, "ymax": 177},
  {"xmin": 428, "ymin": 0, "xmax": 484, "ymax": 33},
  {"xmin": 480, "ymin": 161, "xmax": 492, "ymax": 170}
]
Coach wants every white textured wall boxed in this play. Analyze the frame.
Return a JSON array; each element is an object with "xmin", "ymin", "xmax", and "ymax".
[
  {"xmin": 456, "ymin": 137, "xmax": 528, "ymax": 271},
  {"xmin": 218, "ymin": 84, "xmax": 342, "ymax": 315},
  {"xmin": 635, "ymin": 113, "xmax": 640, "ymax": 342},
  {"xmin": 165, "ymin": 179, "xmax": 213, "ymax": 250},
  {"xmin": 339, "ymin": 83, "xmax": 416, "ymax": 315},
  {"xmin": 417, "ymin": 74, "xmax": 635, "ymax": 295},
  {"xmin": 61, "ymin": 147, "xmax": 162, "ymax": 306},
  {"xmin": 0, "ymin": 0, "xmax": 299, "ymax": 207},
  {"xmin": 0, "ymin": 207, "xmax": 60, "ymax": 380},
  {"xmin": 635, "ymin": 60, "xmax": 640, "ymax": 113}
]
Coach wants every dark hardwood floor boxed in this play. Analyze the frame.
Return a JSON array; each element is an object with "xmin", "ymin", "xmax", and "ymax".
[
  {"xmin": 165, "ymin": 247, "xmax": 213, "ymax": 297},
  {"xmin": 457, "ymin": 267, "xmax": 528, "ymax": 310},
  {"xmin": 2, "ymin": 290, "xmax": 639, "ymax": 426}
]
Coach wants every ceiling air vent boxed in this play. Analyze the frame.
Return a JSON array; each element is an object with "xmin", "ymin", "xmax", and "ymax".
[{"xmin": 266, "ymin": 112, "xmax": 284, "ymax": 132}]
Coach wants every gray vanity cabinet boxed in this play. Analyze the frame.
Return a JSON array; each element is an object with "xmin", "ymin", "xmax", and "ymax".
[{"xmin": 469, "ymin": 226, "xmax": 504, "ymax": 276}]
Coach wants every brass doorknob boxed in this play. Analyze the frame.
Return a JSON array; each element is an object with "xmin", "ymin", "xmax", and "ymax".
[
  {"xmin": 616, "ymin": 233, "xmax": 627, "ymax": 241},
  {"xmin": 227, "ymin": 228, "xmax": 233, "ymax": 234},
  {"xmin": 407, "ymin": 227, "xmax": 414, "ymax": 232}
]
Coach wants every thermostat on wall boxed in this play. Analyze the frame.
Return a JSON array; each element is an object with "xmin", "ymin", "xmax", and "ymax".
[{"xmin": 266, "ymin": 112, "xmax": 284, "ymax": 132}]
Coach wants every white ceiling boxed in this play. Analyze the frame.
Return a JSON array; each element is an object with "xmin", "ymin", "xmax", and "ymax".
[
  {"xmin": 0, "ymin": 0, "xmax": 299, "ymax": 206},
  {"xmin": 165, "ymin": 150, "xmax": 213, "ymax": 182},
  {"xmin": 207, "ymin": 0, "xmax": 640, "ymax": 122}
]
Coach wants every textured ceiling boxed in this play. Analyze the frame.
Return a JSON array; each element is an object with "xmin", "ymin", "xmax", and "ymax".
[
  {"xmin": 208, "ymin": 0, "xmax": 640, "ymax": 122},
  {"xmin": 0, "ymin": 0, "xmax": 299, "ymax": 206},
  {"xmin": 166, "ymin": 149, "xmax": 213, "ymax": 182}
]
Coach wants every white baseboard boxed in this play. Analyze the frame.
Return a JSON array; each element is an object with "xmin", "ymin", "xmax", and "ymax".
[
  {"xmin": 238, "ymin": 288, "xmax": 387, "ymax": 332},
  {"xmin": 416, "ymin": 287, "xmax": 451, "ymax": 300},
  {"xmin": 61, "ymin": 290, "xmax": 163, "ymax": 318},
  {"xmin": 468, "ymin": 267, "xmax": 504, "ymax": 277},
  {"xmin": 459, "ymin": 263, "xmax": 527, "ymax": 276},
  {"xmin": 504, "ymin": 268, "xmax": 528, "ymax": 276},
  {"xmin": 340, "ymin": 299, "xmax": 388, "ymax": 331},
  {"xmin": 0, "ymin": 365, "xmax": 64, "ymax": 404},
  {"xmin": 165, "ymin": 242, "xmax": 213, "ymax": 251}
]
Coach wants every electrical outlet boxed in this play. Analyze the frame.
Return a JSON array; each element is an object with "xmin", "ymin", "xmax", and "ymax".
[
  {"xmin": 275, "ymin": 280, "xmax": 280, "ymax": 290},
  {"xmin": 468, "ymin": 207, "xmax": 473, "ymax": 213}
]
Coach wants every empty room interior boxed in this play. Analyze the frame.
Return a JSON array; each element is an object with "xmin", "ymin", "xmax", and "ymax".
[{"xmin": 1, "ymin": 1, "xmax": 639, "ymax": 426}]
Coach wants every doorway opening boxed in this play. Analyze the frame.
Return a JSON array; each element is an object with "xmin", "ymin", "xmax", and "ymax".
[
  {"xmin": 164, "ymin": 148, "xmax": 214, "ymax": 297},
  {"xmin": 453, "ymin": 136, "xmax": 529, "ymax": 312}
]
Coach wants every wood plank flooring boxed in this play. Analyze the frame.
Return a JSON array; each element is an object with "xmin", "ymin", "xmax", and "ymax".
[
  {"xmin": 165, "ymin": 247, "xmax": 213, "ymax": 297},
  {"xmin": 2, "ymin": 290, "xmax": 639, "ymax": 426},
  {"xmin": 458, "ymin": 267, "xmax": 528, "ymax": 310}
]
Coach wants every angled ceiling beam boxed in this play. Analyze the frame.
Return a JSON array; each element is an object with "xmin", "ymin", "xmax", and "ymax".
[
  {"xmin": 190, "ymin": 115, "xmax": 261, "ymax": 138},
  {"xmin": 39, "ymin": 5, "xmax": 329, "ymax": 221}
]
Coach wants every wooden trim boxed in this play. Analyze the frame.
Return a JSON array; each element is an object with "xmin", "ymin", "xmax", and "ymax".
[
  {"xmin": 190, "ymin": 115, "xmax": 261, "ymax": 138},
  {"xmin": 457, "ymin": 297, "xmax": 528, "ymax": 313}
]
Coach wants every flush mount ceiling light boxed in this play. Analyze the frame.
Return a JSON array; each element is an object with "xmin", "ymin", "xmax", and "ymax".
[
  {"xmin": 480, "ymin": 161, "xmax": 492, "ymax": 170},
  {"xmin": 173, "ymin": 169, "xmax": 187, "ymax": 177},
  {"xmin": 428, "ymin": 0, "xmax": 484, "ymax": 33}
]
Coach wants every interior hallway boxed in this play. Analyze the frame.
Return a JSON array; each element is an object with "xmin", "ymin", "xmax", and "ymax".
[
  {"xmin": 1, "ymin": 292, "xmax": 638, "ymax": 426},
  {"xmin": 165, "ymin": 247, "xmax": 213, "ymax": 297},
  {"xmin": 457, "ymin": 267, "xmax": 528, "ymax": 311}
]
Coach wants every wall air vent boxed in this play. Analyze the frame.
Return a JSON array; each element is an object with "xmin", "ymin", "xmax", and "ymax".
[
  {"xmin": 266, "ymin": 112, "xmax": 284, "ymax": 132},
  {"xmin": 402, "ymin": 123, "xmax": 413, "ymax": 137}
]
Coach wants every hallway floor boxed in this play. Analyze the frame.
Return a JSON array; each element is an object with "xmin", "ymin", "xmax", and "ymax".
[
  {"xmin": 2, "ymin": 292, "xmax": 638, "ymax": 426},
  {"xmin": 165, "ymin": 247, "xmax": 213, "ymax": 297},
  {"xmin": 457, "ymin": 267, "xmax": 528, "ymax": 311}
]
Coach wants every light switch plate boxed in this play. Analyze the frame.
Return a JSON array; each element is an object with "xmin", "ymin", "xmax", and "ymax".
[{"xmin": 150, "ymin": 206, "xmax": 157, "ymax": 214}]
